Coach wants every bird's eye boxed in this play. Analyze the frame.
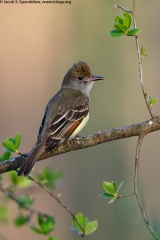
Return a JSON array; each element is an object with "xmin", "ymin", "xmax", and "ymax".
[{"xmin": 78, "ymin": 76, "xmax": 83, "ymax": 80}]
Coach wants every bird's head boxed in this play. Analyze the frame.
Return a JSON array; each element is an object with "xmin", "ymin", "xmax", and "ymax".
[{"xmin": 62, "ymin": 61, "xmax": 104, "ymax": 93}]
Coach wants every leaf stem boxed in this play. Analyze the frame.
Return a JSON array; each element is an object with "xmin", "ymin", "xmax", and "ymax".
[
  {"xmin": 115, "ymin": 4, "xmax": 132, "ymax": 14},
  {"xmin": 117, "ymin": 193, "xmax": 134, "ymax": 199}
]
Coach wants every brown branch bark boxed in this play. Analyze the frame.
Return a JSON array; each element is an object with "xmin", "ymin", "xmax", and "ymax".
[{"xmin": 0, "ymin": 116, "xmax": 160, "ymax": 174}]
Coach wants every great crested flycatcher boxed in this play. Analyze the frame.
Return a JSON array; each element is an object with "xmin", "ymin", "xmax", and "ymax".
[{"xmin": 18, "ymin": 61, "xmax": 104, "ymax": 176}]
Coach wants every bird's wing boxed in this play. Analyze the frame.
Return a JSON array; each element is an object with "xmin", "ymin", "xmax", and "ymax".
[
  {"xmin": 45, "ymin": 102, "xmax": 89, "ymax": 149},
  {"xmin": 37, "ymin": 105, "xmax": 48, "ymax": 139},
  {"xmin": 18, "ymin": 102, "xmax": 89, "ymax": 177}
]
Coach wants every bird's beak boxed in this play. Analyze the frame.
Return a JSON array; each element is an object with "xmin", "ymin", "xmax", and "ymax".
[{"xmin": 89, "ymin": 75, "xmax": 104, "ymax": 82}]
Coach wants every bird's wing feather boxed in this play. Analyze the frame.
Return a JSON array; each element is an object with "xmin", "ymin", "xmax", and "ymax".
[
  {"xmin": 18, "ymin": 141, "xmax": 45, "ymax": 176},
  {"xmin": 37, "ymin": 105, "xmax": 48, "ymax": 139},
  {"xmin": 45, "ymin": 103, "xmax": 89, "ymax": 149},
  {"xmin": 18, "ymin": 104, "xmax": 88, "ymax": 176}
]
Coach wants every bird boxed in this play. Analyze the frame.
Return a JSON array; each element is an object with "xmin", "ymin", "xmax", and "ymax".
[{"xmin": 18, "ymin": 61, "xmax": 104, "ymax": 176}]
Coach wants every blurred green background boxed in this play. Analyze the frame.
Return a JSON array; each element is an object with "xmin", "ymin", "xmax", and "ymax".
[{"xmin": 0, "ymin": 0, "xmax": 160, "ymax": 239}]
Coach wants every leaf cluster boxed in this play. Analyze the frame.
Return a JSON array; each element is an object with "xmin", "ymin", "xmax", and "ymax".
[
  {"xmin": 110, "ymin": 13, "xmax": 140, "ymax": 37},
  {"xmin": 35, "ymin": 167, "xmax": 61, "ymax": 189},
  {"xmin": 148, "ymin": 96, "xmax": 158, "ymax": 107},
  {"xmin": 101, "ymin": 181, "xmax": 124, "ymax": 204},
  {"xmin": 31, "ymin": 214, "xmax": 55, "ymax": 235},
  {"xmin": 71, "ymin": 212, "xmax": 98, "ymax": 236},
  {"xmin": 2, "ymin": 134, "xmax": 21, "ymax": 154}
]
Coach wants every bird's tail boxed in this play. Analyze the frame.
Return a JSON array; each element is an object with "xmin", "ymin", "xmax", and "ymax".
[{"xmin": 18, "ymin": 143, "xmax": 45, "ymax": 176}]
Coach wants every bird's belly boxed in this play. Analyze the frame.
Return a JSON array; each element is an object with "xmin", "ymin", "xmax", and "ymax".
[{"xmin": 69, "ymin": 113, "xmax": 89, "ymax": 139}]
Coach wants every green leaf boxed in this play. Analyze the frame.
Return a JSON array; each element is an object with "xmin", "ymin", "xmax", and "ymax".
[
  {"xmin": 38, "ymin": 214, "xmax": 55, "ymax": 234},
  {"xmin": 141, "ymin": 46, "xmax": 147, "ymax": 58},
  {"xmin": 31, "ymin": 225, "xmax": 45, "ymax": 235},
  {"xmin": 8, "ymin": 171, "xmax": 32, "ymax": 188},
  {"xmin": 36, "ymin": 167, "xmax": 61, "ymax": 188},
  {"xmin": 148, "ymin": 96, "xmax": 158, "ymax": 107},
  {"xmin": 70, "ymin": 227, "xmax": 82, "ymax": 235},
  {"xmin": 16, "ymin": 195, "xmax": 34, "ymax": 208},
  {"xmin": 155, "ymin": 234, "xmax": 160, "ymax": 240},
  {"xmin": 2, "ymin": 139, "xmax": 16, "ymax": 152},
  {"xmin": 100, "ymin": 193, "xmax": 113, "ymax": 199},
  {"xmin": 114, "ymin": 23, "xmax": 128, "ymax": 33},
  {"xmin": 2, "ymin": 134, "xmax": 21, "ymax": 153},
  {"xmin": 103, "ymin": 181, "xmax": 116, "ymax": 195},
  {"xmin": 14, "ymin": 134, "xmax": 21, "ymax": 150},
  {"xmin": 38, "ymin": 213, "xmax": 45, "ymax": 227},
  {"xmin": 127, "ymin": 28, "xmax": 140, "ymax": 36},
  {"xmin": 0, "ymin": 175, "xmax": 2, "ymax": 181},
  {"xmin": 71, "ymin": 212, "xmax": 98, "ymax": 236},
  {"xmin": 48, "ymin": 236, "xmax": 56, "ymax": 240},
  {"xmin": 123, "ymin": 12, "xmax": 132, "ymax": 29},
  {"xmin": 72, "ymin": 212, "xmax": 86, "ymax": 233},
  {"xmin": 31, "ymin": 214, "xmax": 55, "ymax": 235},
  {"xmin": 101, "ymin": 183, "xmax": 117, "ymax": 204},
  {"xmin": 0, "ymin": 205, "xmax": 10, "ymax": 224},
  {"xmin": 9, "ymin": 171, "xmax": 19, "ymax": 185},
  {"xmin": 114, "ymin": 13, "xmax": 132, "ymax": 33},
  {"xmin": 85, "ymin": 221, "xmax": 98, "ymax": 235},
  {"xmin": 101, "ymin": 181, "xmax": 125, "ymax": 204},
  {"xmin": 0, "ymin": 151, "xmax": 11, "ymax": 162},
  {"xmin": 115, "ymin": 16, "xmax": 123, "ymax": 24},
  {"xmin": 14, "ymin": 214, "xmax": 30, "ymax": 227},
  {"xmin": 110, "ymin": 30, "xmax": 124, "ymax": 38},
  {"xmin": 111, "ymin": 13, "xmax": 141, "ymax": 38}
]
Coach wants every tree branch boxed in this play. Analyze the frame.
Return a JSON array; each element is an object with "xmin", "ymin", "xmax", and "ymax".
[
  {"xmin": 115, "ymin": 4, "xmax": 132, "ymax": 14},
  {"xmin": 132, "ymin": 1, "xmax": 155, "ymax": 118},
  {"xmin": 0, "ymin": 182, "xmax": 50, "ymax": 219},
  {"xmin": 0, "ymin": 116, "xmax": 160, "ymax": 174},
  {"xmin": 134, "ymin": 136, "xmax": 159, "ymax": 239},
  {"xmin": 27, "ymin": 175, "xmax": 86, "ymax": 237},
  {"xmin": 115, "ymin": 2, "xmax": 155, "ymax": 118}
]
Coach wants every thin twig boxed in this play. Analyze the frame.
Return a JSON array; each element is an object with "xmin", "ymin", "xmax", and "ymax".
[
  {"xmin": 132, "ymin": 1, "xmax": 155, "ymax": 118},
  {"xmin": 112, "ymin": 4, "xmax": 158, "ymax": 232},
  {"xmin": 134, "ymin": 136, "xmax": 159, "ymax": 240},
  {"xmin": 134, "ymin": 136, "xmax": 144, "ymax": 194},
  {"xmin": 0, "ymin": 183, "xmax": 50, "ymax": 218},
  {"xmin": 0, "ymin": 177, "xmax": 85, "ymax": 236},
  {"xmin": 132, "ymin": 2, "xmax": 158, "ymax": 239},
  {"xmin": 115, "ymin": 2, "xmax": 154, "ymax": 118},
  {"xmin": 27, "ymin": 175, "xmax": 86, "ymax": 237},
  {"xmin": 115, "ymin": 4, "xmax": 132, "ymax": 14},
  {"xmin": 117, "ymin": 193, "xmax": 134, "ymax": 199}
]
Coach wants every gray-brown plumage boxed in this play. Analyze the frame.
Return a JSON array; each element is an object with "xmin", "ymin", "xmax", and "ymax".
[{"xmin": 18, "ymin": 61, "xmax": 104, "ymax": 176}]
